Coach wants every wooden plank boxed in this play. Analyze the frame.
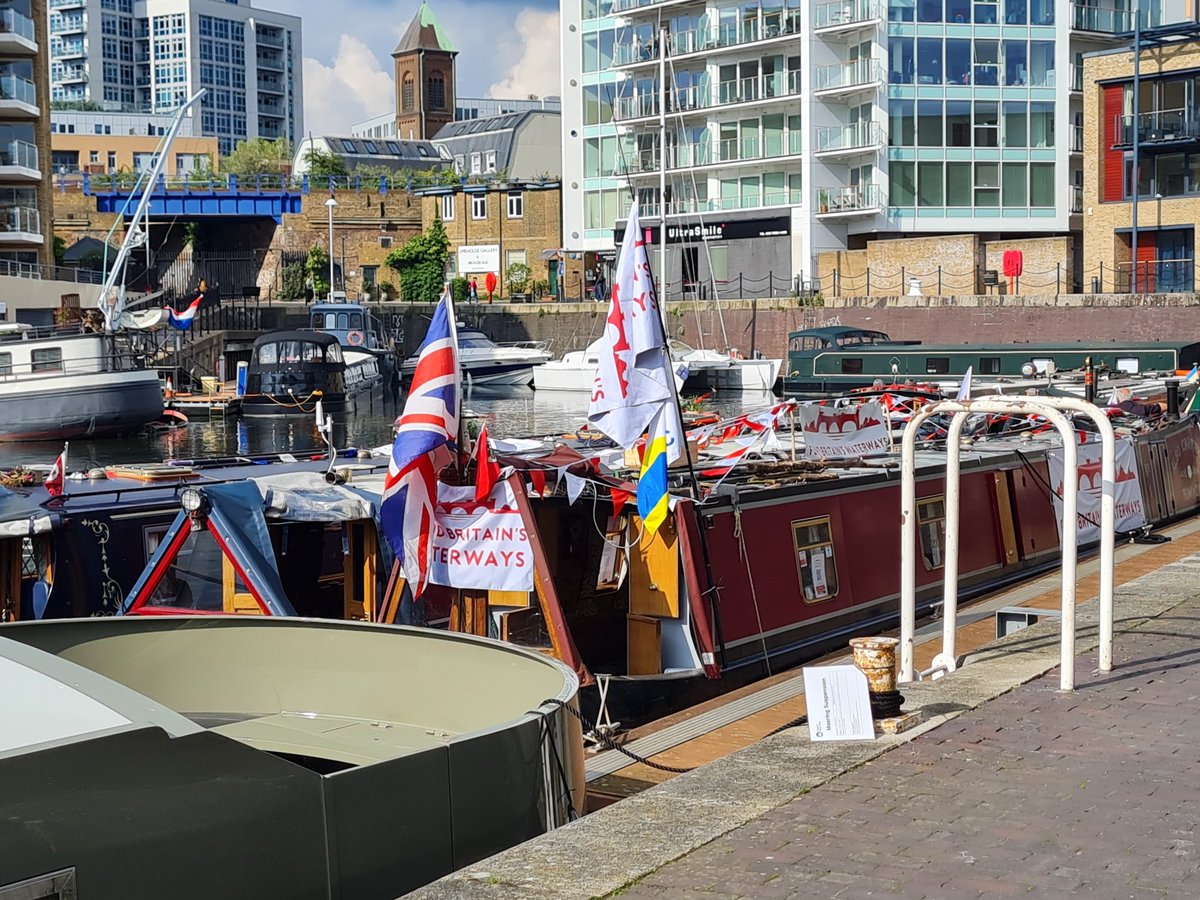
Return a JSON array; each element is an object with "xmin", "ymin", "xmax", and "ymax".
[
  {"xmin": 222, "ymin": 549, "xmax": 262, "ymax": 615},
  {"xmin": 489, "ymin": 589, "xmax": 530, "ymax": 608},
  {"xmin": 628, "ymin": 514, "xmax": 680, "ymax": 618},
  {"xmin": 361, "ymin": 522, "xmax": 377, "ymax": 622},
  {"xmin": 377, "ymin": 558, "xmax": 406, "ymax": 624},
  {"xmin": 627, "ymin": 613, "xmax": 662, "ymax": 676},
  {"xmin": 994, "ymin": 471, "xmax": 1020, "ymax": 566}
]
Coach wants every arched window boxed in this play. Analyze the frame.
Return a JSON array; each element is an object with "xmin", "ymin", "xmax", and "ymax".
[
  {"xmin": 428, "ymin": 73, "xmax": 445, "ymax": 110},
  {"xmin": 402, "ymin": 76, "xmax": 415, "ymax": 112}
]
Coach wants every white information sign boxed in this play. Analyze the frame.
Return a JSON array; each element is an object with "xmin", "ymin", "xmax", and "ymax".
[
  {"xmin": 803, "ymin": 665, "xmax": 876, "ymax": 742},
  {"xmin": 457, "ymin": 244, "xmax": 501, "ymax": 274},
  {"xmin": 800, "ymin": 401, "xmax": 890, "ymax": 459}
]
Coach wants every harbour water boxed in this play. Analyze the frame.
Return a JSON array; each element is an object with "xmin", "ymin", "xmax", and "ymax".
[{"xmin": 0, "ymin": 386, "xmax": 775, "ymax": 470}]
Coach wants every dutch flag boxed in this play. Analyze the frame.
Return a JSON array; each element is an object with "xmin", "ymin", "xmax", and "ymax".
[{"xmin": 167, "ymin": 293, "xmax": 203, "ymax": 330}]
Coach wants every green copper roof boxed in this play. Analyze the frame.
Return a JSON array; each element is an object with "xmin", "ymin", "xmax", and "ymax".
[{"xmin": 393, "ymin": 1, "xmax": 457, "ymax": 55}]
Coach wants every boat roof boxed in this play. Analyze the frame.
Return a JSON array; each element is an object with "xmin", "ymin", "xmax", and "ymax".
[
  {"xmin": 802, "ymin": 340, "xmax": 1200, "ymax": 354},
  {"xmin": 310, "ymin": 301, "xmax": 373, "ymax": 314},
  {"xmin": 252, "ymin": 330, "xmax": 341, "ymax": 348},
  {"xmin": 788, "ymin": 326, "xmax": 894, "ymax": 340}
]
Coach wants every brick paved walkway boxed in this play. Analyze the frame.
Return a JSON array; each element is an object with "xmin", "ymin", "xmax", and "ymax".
[{"xmin": 613, "ymin": 595, "xmax": 1200, "ymax": 899}]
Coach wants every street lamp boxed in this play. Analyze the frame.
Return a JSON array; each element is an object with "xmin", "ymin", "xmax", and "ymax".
[{"xmin": 325, "ymin": 196, "xmax": 337, "ymax": 300}]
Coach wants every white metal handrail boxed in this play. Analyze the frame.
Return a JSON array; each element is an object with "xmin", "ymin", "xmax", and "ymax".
[{"xmin": 900, "ymin": 397, "xmax": 1116, "ymax": 691}]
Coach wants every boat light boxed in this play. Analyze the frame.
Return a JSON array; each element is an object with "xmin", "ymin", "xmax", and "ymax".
[{"xmin": 180, "ymin": 487, "xmax": 207, "ymax": 515}]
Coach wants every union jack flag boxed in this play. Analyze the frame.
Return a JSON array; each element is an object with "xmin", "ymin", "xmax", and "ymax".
[{"xmin": 380, "ymin": 291, "xmax": 460, "ymax": 598}]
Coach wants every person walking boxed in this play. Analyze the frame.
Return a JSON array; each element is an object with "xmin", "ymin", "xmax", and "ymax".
[
  {"xmin": 594, "ymin": 268, "xmax": 608, "ymax": 302},
  {"xmin": 469, "ymin": 278, "xmax": 478, "ymax": 303}
]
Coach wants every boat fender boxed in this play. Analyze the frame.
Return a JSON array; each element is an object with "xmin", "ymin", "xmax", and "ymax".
[{"xmin": 347, "ymin": 330, "xmax": 364, "ymax": 346}]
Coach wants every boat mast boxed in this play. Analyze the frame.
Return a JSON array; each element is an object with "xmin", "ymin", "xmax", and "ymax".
[
  {"xmin": 658, "ymin": 24, "xmax": 669, "ymax": 341},
  {"xmin": 98, "ymin": 89, "xmax": 207, "ymax": 333}
]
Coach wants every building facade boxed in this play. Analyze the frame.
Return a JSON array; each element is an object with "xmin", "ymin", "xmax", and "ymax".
[
  {"xmin": 435, "ymin": 110, "xmax": 563, "ymax": 180},
  {"xmin": 2, "ymin": 0, "xmax": 53, "ymax": 266},
  {"xmin": 1083, "ymin": 34, "xmax": 1200, "ymax": 294},
  {"xmin": 47, "ymin": 0, "xmax": 302, "ymax": 156},
  {"xmin": 49, "ymin": 108, "xmax": 216, "ymax": 174},
  {"xmin": 562, "ymin": 0, "xmax": 1177, "ymax": 292}
]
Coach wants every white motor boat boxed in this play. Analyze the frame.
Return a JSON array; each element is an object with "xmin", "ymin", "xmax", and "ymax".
[
  {"xmin": 677, "ymin": 345, "xmax": 783, "ymax": 393},
  {"xmin": 402, "ymin": 327, "xmax": 551, "ymax": 387},
  {"xmin": 532, "ymin": 341, "xmax": 601, "ymax": 392}
]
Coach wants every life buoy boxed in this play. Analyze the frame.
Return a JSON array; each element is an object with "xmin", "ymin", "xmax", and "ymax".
[{"xmin": 347, "ymin": 330, "xmax": 364, "ymax": 346}]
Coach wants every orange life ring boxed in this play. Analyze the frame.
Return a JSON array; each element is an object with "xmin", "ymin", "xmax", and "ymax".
[{"xmin": 347, "ymin": 330, "xmax": 364, "ymax": 346}]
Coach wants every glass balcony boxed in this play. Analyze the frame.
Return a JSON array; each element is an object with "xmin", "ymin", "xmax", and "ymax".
[
  {"xmin": 814, "ymin": 58, "xmax": 884, "ymax": 93},
  {"xmin": 1071, "ymin": 64, "xmax": 1083, "ymax": 92},
  {"xmin": 0, "ymin": 76, "xmax": 37, "ymax": 107},
  {"xmin": 1070, "ymin": 185, "xmax": 1083, "ymax": 213},
  {"xmin": 0, "ymin": 206, "xmax": 40, "ymax": 235},
  {"xmin": 1071, "ymin": 124, "xmax": 1083, "ymax": 152},
  {"xmin": 814, "ymin": 120, "xmax": 883, "ymax": 153},
  {"xmin": 49, "ymin": 17, "xmax": 85, "ymax": 34},
  {"xmin": 0, "ymin": 9, "xmax": 36, "ymax": 43},
  {"xmin": 814, "ymin": 0, "xmax": 884, "ymax": 30},
  {"xmin": 615, "ymin": 72, "xmax": 800, "ymax": 120},
  {"xmin": 59, "ymin": 65, "xmax": 88, "ymax": 83},
  {"xmin": 56, "ymin": 39, "xmax": 86, "ymax": 57},
  {"xmin": 816, "ymin": 184, "xmax": 884, "ymax": 215},
  {"xmin": 0, "ymin": 140, "xmax": 38, "ymax": 171},
  {"xmin": 1115, "ymin": 108, "xmax": 1200, "ymax": 146},
  {"xmin": 256, "ymin": 31, "xmax": 285, "ymax": 48},
  {"xmin": 1069, "ymin": 1, "xmax": 1159, "ymax": 33},
  {"xmin": 49, "ymin": 0, "xmax": 85, "ymax": 7}
]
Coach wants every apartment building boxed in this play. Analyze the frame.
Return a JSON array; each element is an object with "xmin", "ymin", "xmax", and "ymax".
[
  {"xmin": 50, "ymin": 108, "xmax": 216, "ymax": 173},
  {"xmin": 47, "ymin": 0, "xmax": 302, "ymax": 156},
  {"xmin": 2, "ymin": 0, "xmax": 53, "ymax": 266},
  {"xmin": 1083, "ymin": 31, "xmax": 1200, "ymax": 294},
  {"xmin": 562, "ymin": 0, "xmax": 1179, "ymax": 290}
]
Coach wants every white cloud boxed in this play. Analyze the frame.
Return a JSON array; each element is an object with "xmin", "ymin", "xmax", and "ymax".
[
  {"xmin": 302, "ymin": 34, "xmax": 394, "ymax": 135},
  {"xmin": 486, "ymin": 8, "xmax": 561, "ymax": 100}
]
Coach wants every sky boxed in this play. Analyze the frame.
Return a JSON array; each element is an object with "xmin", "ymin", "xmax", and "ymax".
[{"xmin": 268, "ymin": 0, "xmax": 562, "ymax": 136}]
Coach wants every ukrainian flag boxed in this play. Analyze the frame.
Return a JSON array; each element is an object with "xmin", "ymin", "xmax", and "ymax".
[{"xmin": 638, "ymin": 407, "xmax": 674, "ymax": 536}]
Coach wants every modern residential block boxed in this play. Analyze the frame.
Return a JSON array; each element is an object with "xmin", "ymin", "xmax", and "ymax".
[{"xmin": 2, "ymin": 0, "xmax": 52, "ymax": 265}]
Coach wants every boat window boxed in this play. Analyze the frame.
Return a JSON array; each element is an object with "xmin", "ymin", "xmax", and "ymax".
[
  {"xmin": 0, "ymin": 351, "xmax": 10, "ymax": 376},
  {"xmin": 302, "ymin": 342, "xmax": 324, "ymax": 362},
  {"xmin": 144, "ymin": 529, "xmax": 229, "ymax": 611},
  {"xmin": 918, "ymin": 497, "xmax": 946, "ymax": 570},
  {"xmin": 979, "ymin": 356, "xmax": 1001, "ymax": 375},
  {"xmin": 791, "ymin": 516, "xmax": 839, "ymax": 602},
  {"xmin": 925, "ymin": 357, "xmax": 950, "ymax": 375},
  {"xmin": 790, "ymin": 336, "xmax": 824, "ymax": 351},
  {"xmin": 31, "ymin": 348, "xmax": 63, "ymax": 373},
  {"xmin": 1116, "ymin": 357, "xmax": 1140, "ymax": 374},
  {"xmin": 257, "ymin": 343, "xmax": 278, "ymax": 365},
  {"xmin": 458, "ymin": 332, "xmax": 495, "ymax": 349},
  {"xmin": 337, "ymin": 313, "xmax": 349, "ymax": 330},
  {"xmin": 1031, "ymin": 358, "xmax": 1053, "ymax": 374},
  {"xmin": 327, "ymin": 343, "xmax": 344, "ymax": 363},
  {"xmin": 350, "ymin": 312, "xmax": 364, "ymax": 330},
  {"xmin": 841, "ymin": 358, "xmax": 863, "ymax": 374}
]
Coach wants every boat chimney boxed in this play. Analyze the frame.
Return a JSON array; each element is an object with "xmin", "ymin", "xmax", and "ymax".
[
  {"xmin": 1084, "ymin": 356, "xmax": 1095, "ymax": 404},
  {"xmin": 1165, "ymin": 378, "xmax": 1180, "ymax": 418}
]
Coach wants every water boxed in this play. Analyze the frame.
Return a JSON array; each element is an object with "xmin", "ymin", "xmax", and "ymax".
[{"xmin": 0, "ymin": 386, "xmax": 776, "ymax": 470}]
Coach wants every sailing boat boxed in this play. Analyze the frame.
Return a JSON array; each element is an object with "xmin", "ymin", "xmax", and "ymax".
[{"xmin": 0, "ymin": 93, "xmax": 206, "ymax": 440}]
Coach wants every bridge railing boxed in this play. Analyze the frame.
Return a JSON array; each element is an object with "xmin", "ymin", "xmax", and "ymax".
[{"xmin": 59, "ymin": 172, "xmax": 458, "ymax": 196}]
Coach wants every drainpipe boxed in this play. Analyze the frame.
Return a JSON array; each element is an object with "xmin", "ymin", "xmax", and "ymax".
[{"xmin": 1130, "ymin": 10, "xmax": 1141, "ymax": 292}]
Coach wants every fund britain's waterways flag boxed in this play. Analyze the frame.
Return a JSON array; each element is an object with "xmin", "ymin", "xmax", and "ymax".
[
  {"xmin": 1048, "ymin": 435, "xmax": 1146, "ymax": 545},
  {"xmin": 586, "ymin": 200, "xmax": 683, "ymax": 536},
  {"xmin": 380, "ymin": 290, "xmax": 460, "ymax": 597},
  {"xmin": 430, "ymin": 480, "xmax": 534, "ymax": 593},
  {"xmin": 799, "ymin": 401, "xmax": 890, "ymax": 459}
]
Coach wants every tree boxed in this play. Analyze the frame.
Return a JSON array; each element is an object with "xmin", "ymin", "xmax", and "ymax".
[
  {"xmin": 385, "ymin": 215, "xmax": 449, "ymax": 303},
  {"xmin": 221, "ymin": 137, "xmax": 291, "ymax": 178},
  {"xmin": 305, "ymin": 243, "xmax": 330, "ymax": 298},
  {"xmin": 52, "ymin": 235, "xmax": 66, "ymax": 266},
  {"xmin": 303, "ymin": 146, "xmax": 348, "ymax": 179}
]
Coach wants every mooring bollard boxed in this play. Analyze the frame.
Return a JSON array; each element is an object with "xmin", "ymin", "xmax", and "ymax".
[{"xmin": 849, "ymin": 636, "xmax": 903, "ymax": 719}]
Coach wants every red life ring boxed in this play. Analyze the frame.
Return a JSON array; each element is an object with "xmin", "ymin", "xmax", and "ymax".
[{"xmin": 347, "ymin": 330, "xmax": 364, "ymax": 346}]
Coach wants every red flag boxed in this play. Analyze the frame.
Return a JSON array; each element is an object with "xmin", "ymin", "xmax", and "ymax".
[
  {"xmin": 44, "ymin": 443, "xmax": 67, "ymax": 497},
  {"xmin": 529, "ymin": 469, "xmax": 546, "ymax": 497},
  {"xmin": 474, "ymin": 424, "xmax": 500, "ymax": 502},
  {"xmin": 611, "ymin": 486, "xmax": 632, "ymax": 518}
]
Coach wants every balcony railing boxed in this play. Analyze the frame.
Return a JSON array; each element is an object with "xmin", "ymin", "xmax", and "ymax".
[
  {"xmin": 0, "ymin": 140, "xmax": 38, "ymax": 170},
  {"xmin": 615, "ymin": 71, "xmax": 800, "ymax": 120},
  {"xmin": 816, "ymin": 184, "xmax": 884, "ymax": 214},
  {"xmin": 1070, "ymin": 1, "xmax": 1159, "ymax": 33},
  {"xmin": 815, "ymin": 120, "xmax": 883, "ymax": 153},
  {"xmin": 1071, "ymin": 185, "xmax": 1083, "ymax": 213},
  {"xmin": 256, "ymin": 31, "xmax": 285, "ymax": 48},
  {"xmin": 639, "ymin": 187, "xmax": 803, "ymax": 218},
  {"xmin": 56, "ymin": 39, "xmax": 86, "ymax": 57},
  {"xmin": 58, "ymin": 66, "xmax": 88, "ymax": 82},
  {"xmin": 0, "ymin": 206, "xmax": 40, "ymax": 235},
  {"xmin": 0, "ymin": 76, "xmax": 37, "ymax": 106},
  {"xmin": 49, "ymin": 18, "xmax": 85, "ymax": 34},
  {"xmin": 1071, "ymin": 124, "xmax": 1083, "ymax": 152},
  {"xmin": 814, "ymin": 58, "xmax": 885, "ymax": 92},
  {"xmin": 256, "ymin": 55, "xmax": 285, "ymax": 73},
  {"xmin": 1071, "ymin": 64, "xmax": 1083, "ymax": 92},
  {"xmin": 48, "ymin": 0, "xmax": 85, "ymax": 8},
  {"xmin": 1115, "ymin": 258, "xmax": 1195, "ymax": 293},
  {"xmin": 1115, "ymin": 108, "xmax": 1200, "ymax": 145},
  {"xmin": 0, "ymin": 9, "xmax": 36, "ymax": 42},
  {"xmin": 814, "ymin": 0, "xmax": 884, "ymax": 29}
]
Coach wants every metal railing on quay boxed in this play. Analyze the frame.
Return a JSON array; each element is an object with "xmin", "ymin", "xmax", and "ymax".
[{"xmin": 0, "ymin": 257, "xmax": 103, "ymax": 284}]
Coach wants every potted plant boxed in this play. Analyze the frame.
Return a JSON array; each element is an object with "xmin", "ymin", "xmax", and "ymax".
[
  {"xmin": 379, "ymin": 280, "xmax": 396, "ymax": 301},
  {"xmin": 532, "ymin": 278, "xmax": 552, "ymax": 301},
  {"xmin": 506, "ymin": 262, "xmax": 532, "ymax": 302}
]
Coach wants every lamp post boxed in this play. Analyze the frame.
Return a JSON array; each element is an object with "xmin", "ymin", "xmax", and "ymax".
[{"xmin": 325, "ymin": 196, "xmax": 337, "ymax": 299}]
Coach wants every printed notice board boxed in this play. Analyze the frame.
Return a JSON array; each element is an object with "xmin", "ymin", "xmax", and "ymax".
[{"xmin": 803, "ymin": 665, "xmax": 875, "ymax": 742}]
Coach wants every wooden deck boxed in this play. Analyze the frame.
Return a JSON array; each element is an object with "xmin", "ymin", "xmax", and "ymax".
[{"xmin": 167, "ymin": 387, "xmax": 242, "ymax": 417}]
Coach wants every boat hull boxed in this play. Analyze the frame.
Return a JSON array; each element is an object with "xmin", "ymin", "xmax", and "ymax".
[
  {"xmin": 0, "ymin": 370, "xmax": 164, "ymax": 441},
  {"xmin": 532, "ymin": 365, "xmax": 594, "ymax": 392},
  {"xmin": 686, "ymin": 358, "xmax": 781, "ymax": 392}
]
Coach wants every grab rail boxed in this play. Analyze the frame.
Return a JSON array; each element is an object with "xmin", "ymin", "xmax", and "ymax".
[{"xmin": 899, "ymin": 397, "xmax": 1116, "ymax": 691}]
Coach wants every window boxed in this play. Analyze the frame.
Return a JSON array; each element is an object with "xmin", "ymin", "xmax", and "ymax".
[
  {"xmin": 1116, "ymin": 357, "xmax": 1141, "ymax": 374},
  {"xmin": 918, "ymin": 497, "xmax": 947, "ymax": 569},
  {"xmin": 791, "ymin": 517, "xmax": 839, "ymax": 602},
  {"xmin": 428, "ymin": 73, "xmax": 446, "ymax": 110},
  {"xmin": 0, "ymin": 351, "xmax": 10, "ymax": 376},
  {"xmin": 31, "ymin": 348, "xmax": 63, "ymax": 373},
  {"xmin": 507, "ymin": 190, "xmax": 523, "ymax": 218},
  {"xmin": 840, "ymin": 357, "xmax": 863, "ymax": 374},
  {"xmin": 471, "ymin": 193, "xmax": 487, "ymax": 219},
  {"xmin": 402, "ymin": 76, "xmax": 414, "ymax": 112},
  {"xmin": 506, "ymin": 249, "xmax": 527, "ymax": 268},
  {"xmin": 257, "ymin": 343, "xmax": 278, "ymax": 365},
  {"xmin": 441, "ymin": 194, "xmax": 455, "ymax": 220},
  {"xmin": 925, "ymin": 357, "xmax": 950, "ymax": 375},
  {"xmin": 362, "ymin": 265, "xmax": 378, "ymax": 287},
  {"xmin": 979, "ymin": 357, "xmax": 1002, "ymax": 375},
  {"xmin": 470, "ymin": 152, "xmax": 481, "ymax": 174},
  {"xmin": 485, "ymin": 150, "xmax": 497, "ymax": 172}
]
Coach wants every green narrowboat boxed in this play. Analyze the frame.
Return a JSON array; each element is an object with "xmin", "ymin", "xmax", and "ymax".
[{"xmin": 783, "ymin": 326, "xmax": 1200, "ymax": 398}]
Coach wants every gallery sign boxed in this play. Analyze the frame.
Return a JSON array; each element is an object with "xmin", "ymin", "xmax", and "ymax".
[{"xmin": 457, "ymin": 244, "xmax": 500, "ymax": 274}]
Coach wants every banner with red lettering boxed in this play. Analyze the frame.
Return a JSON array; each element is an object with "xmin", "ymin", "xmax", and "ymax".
[
  {"xmin": 1047, "ymin": 436, "xmax": 1146, "ymax": 545},
  {"xmin": 430, "ymin": 481, "xmax": 534, "ymax": 592},
  {"xmin": 800, "ymin": 401, "xmax": 890, "ymax": 458}
]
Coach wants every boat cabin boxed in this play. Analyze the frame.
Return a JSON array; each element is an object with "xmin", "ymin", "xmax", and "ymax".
[
  {"xmin": 309, "ymin": 300, "xmax": 398, "ymax": 357},
  {"xmin": 244, "ymin": 331, "xmax": 352, "ymax": 414}
]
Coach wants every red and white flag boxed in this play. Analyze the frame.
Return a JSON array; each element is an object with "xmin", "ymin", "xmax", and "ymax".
[
  {"xmin": 44, "ymin": 443, "xmax": 68, "ymax": 497},
  {"xmin": 473, "ymin": 423, "xmax": 500, "ymax": 502}
]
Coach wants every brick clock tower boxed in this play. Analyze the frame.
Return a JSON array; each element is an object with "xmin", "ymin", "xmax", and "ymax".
[{"xmin": 393, "ymin": 1, "xmax": 457, "ymax": 140}]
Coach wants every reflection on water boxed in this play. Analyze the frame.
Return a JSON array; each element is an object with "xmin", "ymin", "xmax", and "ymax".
[{"xmin": 0, "ymin": 385, "xmax": 778, "ymax": 469}]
